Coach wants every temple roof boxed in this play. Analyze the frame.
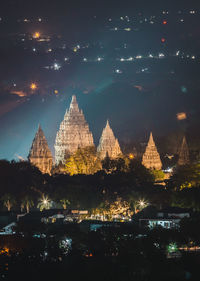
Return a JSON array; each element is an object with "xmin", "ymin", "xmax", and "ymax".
[
  {"xmin": 97, "ymin": 120, "xmax": 122, "ymax": 159},
  {"xmin": 142, "ymin": 132, "xmax": 162, "ymax": 170},
  {"xmin": 54, "ymin": 95, "xmax": 94, "ymax": 164},
  {"xmin": 29, "ymin": 125, "xmax": 53, "ymax": 159},
  {"xmin": 178, "ymin": 136, "xmax": 190, "ymax": 166}
]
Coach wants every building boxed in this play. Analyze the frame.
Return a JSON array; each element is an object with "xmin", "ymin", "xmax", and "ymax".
[
  {"xmin": 177, "ymin": 136, "xmax": 190, "ymax": 166},
  {"xmin": 54, "ymin": 95, "xmax": 94, "ymax": 165},
  {"xmin": 28, "ymin": 125, "xmax": 53, "ymax": 174},
  {"xmin": 139, "ymin": 207, "xmax": 190, "ymax": 229},
  {"xmin": 142, "ymin": 132, "xmax": 162, "ymax": 170},
  {"xmin": 97, "ymin": 120, "xmax": 122, "ymax": 159}
]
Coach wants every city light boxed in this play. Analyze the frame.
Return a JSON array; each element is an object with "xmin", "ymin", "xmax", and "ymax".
[
  {"xmin": 53, "ymin": 63, "xmax": 61, "ymax": 70},
  {"xmin": 177, "ymin": 112, "xmax": 187, "ymax": 120},
  {"xmin": 33, "ymin": 32, "xmax": 40, "ymax": 39},
  {"xmin": 135, "ymin": 199, "xmax": 148, "ymax": 212},
  {"xmin": 129, "ymin": 153, "xmax": 134, "ymax": 159},
  {"xmin": 37, "ymin": 195, "xmax": 52, "ymax": 211},
  {"xmin": 30, "ymin": 83, "xmax": 37, "ymax": 90}
]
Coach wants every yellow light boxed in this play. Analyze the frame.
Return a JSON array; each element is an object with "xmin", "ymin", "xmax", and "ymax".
[
  {"xmin": 54, "ymin": 90, "xmax": 58, "ymax": 94},
  {"xmin": 129, "ymin": 153, "xmax": 134, "ymax": 159},
  {"xmin": 30, "ymin": 83, "xmax": 37, "ymax": 90},
  {"xmin": 33, "ymin": 32, "xmax": 40, "ymax": 39}
]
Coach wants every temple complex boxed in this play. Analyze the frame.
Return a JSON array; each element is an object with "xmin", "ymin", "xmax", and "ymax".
[
  {"xmin": 97, "ymin": 120, "xmax": 122, "ymax": 159},
  {"xmin": 177, "ymin": 136, "xmax": 190, "ymax": 166},
  {"xmin": 142, "ymin": 132, "xmax": 162, "ymax": 170},
  {"xmin": 54, "ymin": 95, "xmax": 94, "ymax": 164},
  {"xmin": 28, "ymin": 125, "xmax": 53, "ymax": 174}
]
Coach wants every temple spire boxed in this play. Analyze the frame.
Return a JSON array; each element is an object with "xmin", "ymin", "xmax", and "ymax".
[
  {"xmin": 97, "ymin": 120, "xmax": 122, "ymax": 159},
  {"xmin": 142, "ymin": 132, "xmax": 162, "ymax": 170},
  {"xmin": 177, "ymin": 136, "xmax": 189, "ymax": 166},
  {"xmin": 69, "ymin": 95, "xmax": 79, "ymax": 111},
  {"xmin": 55, "ymin": 95, "xmax": 94, "ymax": 165},
  {"xmin": 28, "ymin": 126, "xmax": 53, "ymax": 174}
]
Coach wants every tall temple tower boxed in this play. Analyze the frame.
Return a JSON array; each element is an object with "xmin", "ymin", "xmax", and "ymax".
[
  {"xmin": 142, "ymin": 132, "xmax": 162, "ymax": 170},
  {"xmin": 54, "ymin": 95, "xmax": 94, "ymax": 165},
  {"xmin": 177, "ymin": 136, "xmax": 190, "ymax": 166},
  {"xmin": 97, "ymin": 120, "xmax": 122, "ymax": 159},
  {"xmin": 28, "ymin": 125, "xmax": 53, "ymax": 174}
]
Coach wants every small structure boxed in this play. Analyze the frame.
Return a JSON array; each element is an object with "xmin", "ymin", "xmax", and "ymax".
[
  {"xmin": 177, "ymin": 136, "xmax": 190, "ymax": 166},
  {"xmin": 142, "ymin": 132, "xmax": 162, "ymax": 170},
  {"xmin": 97, "ymin": 120, "xmax": 122, "ymax": 159},
  {"xmin": 139, "ymin": 207, "xmax": 190, "ymax": 229},
  {"xmin": 28, "ymin": 125, "xmax": 53, "ymax": 174}
]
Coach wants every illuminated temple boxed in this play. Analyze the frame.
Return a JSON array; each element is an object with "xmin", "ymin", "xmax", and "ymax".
[
  {"xmin": 177, "ymin": 136, "xmax": 190, "ymax": 166},
  {"xmin": 97, "ymin": 120, "xmax": 122, "ymax": 159},
  {"xmin": 28, "ymin": 96, "xmax": 165, "ymax": 174},
  {"xmin": 29, "ymin": 95, "xmax": 122, "ymax": 174},
  {"xmin": 54, "ymin": 95, "xmax": 94, "ymax": 165},
  {"xmin": 28, "ymin": 125, "xmax": 53, "ymax": 174},
  {"xmin": 142, "ymin": 132, "xmax": 162, "ymax": 170}
]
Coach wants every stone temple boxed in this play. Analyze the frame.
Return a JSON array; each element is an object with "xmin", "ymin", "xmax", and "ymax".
[
  {"xmin": 28, "ymin": 96, "xmax": 122, "ymax": 174},
  {"xmin": 97, "ymin": 120, "xmax": 122, "ymax": 159},
  {"xmin": 177, "ymin": 136, "xmax": 190, "ymax": 166},
  {"xmin": 54, "ymin": 95, "xmax": 94, "ymax": 165},
  {"xmin": 28, "ymin": 125, "xmax": 53, "ymax": 174},
  {"xmin": 142, "ymin": 132, "xmax": 162, "ymax": 170}
]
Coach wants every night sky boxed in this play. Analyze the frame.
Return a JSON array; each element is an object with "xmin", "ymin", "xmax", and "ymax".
[{"xmin": 1, "ymin": 0, "xmax": 200, "ymax": 160}]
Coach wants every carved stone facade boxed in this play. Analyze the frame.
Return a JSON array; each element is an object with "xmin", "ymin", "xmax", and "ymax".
[
  {"xmin": 54, "ymin": 95, "xmax": 94, "ymax": 165},
  {"xmin": 178, "ymin": 136, "xmax": 190, "ymax": 166},
  {"xmin": 142, "ymin": 132, "xmax": 162, "ymax": 170},
  {"xmin": 28, "ymin": 125, "xmax": 53, "ymax": 174},
  {"xmin": 97, "ymin": 120, "xmax": 122, "ymax": 159}
]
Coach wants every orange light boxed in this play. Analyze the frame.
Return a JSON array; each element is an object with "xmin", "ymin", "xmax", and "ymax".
[
  {"xmin": 163, "ymin": 20, "xmax": 167, "ymax": 25},
  {"xmin": 177, "ymin": 112, "xmax": 187, "ymax": 120},
  {"xmin": 129, "ymin": 153, "xmax": 134, "ymax": 159},
  {"xmin": 33, "ymin": 32, "xmax": 40, "ymax": 39},
  {"xmin": 161, "ymin": 38, "xmax": 166, "ymax": 43},
  {"xmin": 30, "ymin": 83, "xmax": 37, "ymax": 90}
]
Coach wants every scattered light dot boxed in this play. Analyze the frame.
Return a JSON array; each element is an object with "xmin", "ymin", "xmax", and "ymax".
[
  {"xmin": 33, "ymin": 32, "xmax": 40, "ymax": 39},
  {"xmin": 177, "ymin": 112, "xmax": 187, "ymax": 120},
  {"xmin": 30, "ymin": 83, "xmax": 37, "ymax": 90}
]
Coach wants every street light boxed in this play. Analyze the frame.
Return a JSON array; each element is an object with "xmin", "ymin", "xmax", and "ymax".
[{"xmin": 38, "ymin": 195, "xmax": 52, "ymax": 211}]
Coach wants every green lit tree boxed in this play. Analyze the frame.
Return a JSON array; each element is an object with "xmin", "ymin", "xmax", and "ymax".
[
  {"xmin": 65, "ymin": 146, "xmax": 102, "ymax": 175},
  {"xmin": 150, "ymin": 169, "xmax": 165, "ymax": 182},
  {"xmin": 168, "ymin": 163, "xmax": 200, "ymax": 190}
]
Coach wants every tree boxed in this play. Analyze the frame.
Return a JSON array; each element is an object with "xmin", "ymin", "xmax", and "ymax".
[
  {"xmin": 167, "ymin": 163, "xmax": 200, "ymax": 190},
  {"xmin": 60, "ymin": 199, "xmax": 70, "ymax": 209},
  {"xmin": 21, "ymin": 196, "xmax": 34, "ymax": 213},
  {"xmin": 102, "ymin": 156, "xmax": 130, "ymax": 174},
  {"xmin": 65, "ymin": 146, "xmax": 102, "ymax": 175},
  {"xmin": 1, "ymin": 193, "xmax": 16, "ymax": 211},
  {"xmin": 150, "ymin": 169, "xmax": 165, "ymax": 182}
]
